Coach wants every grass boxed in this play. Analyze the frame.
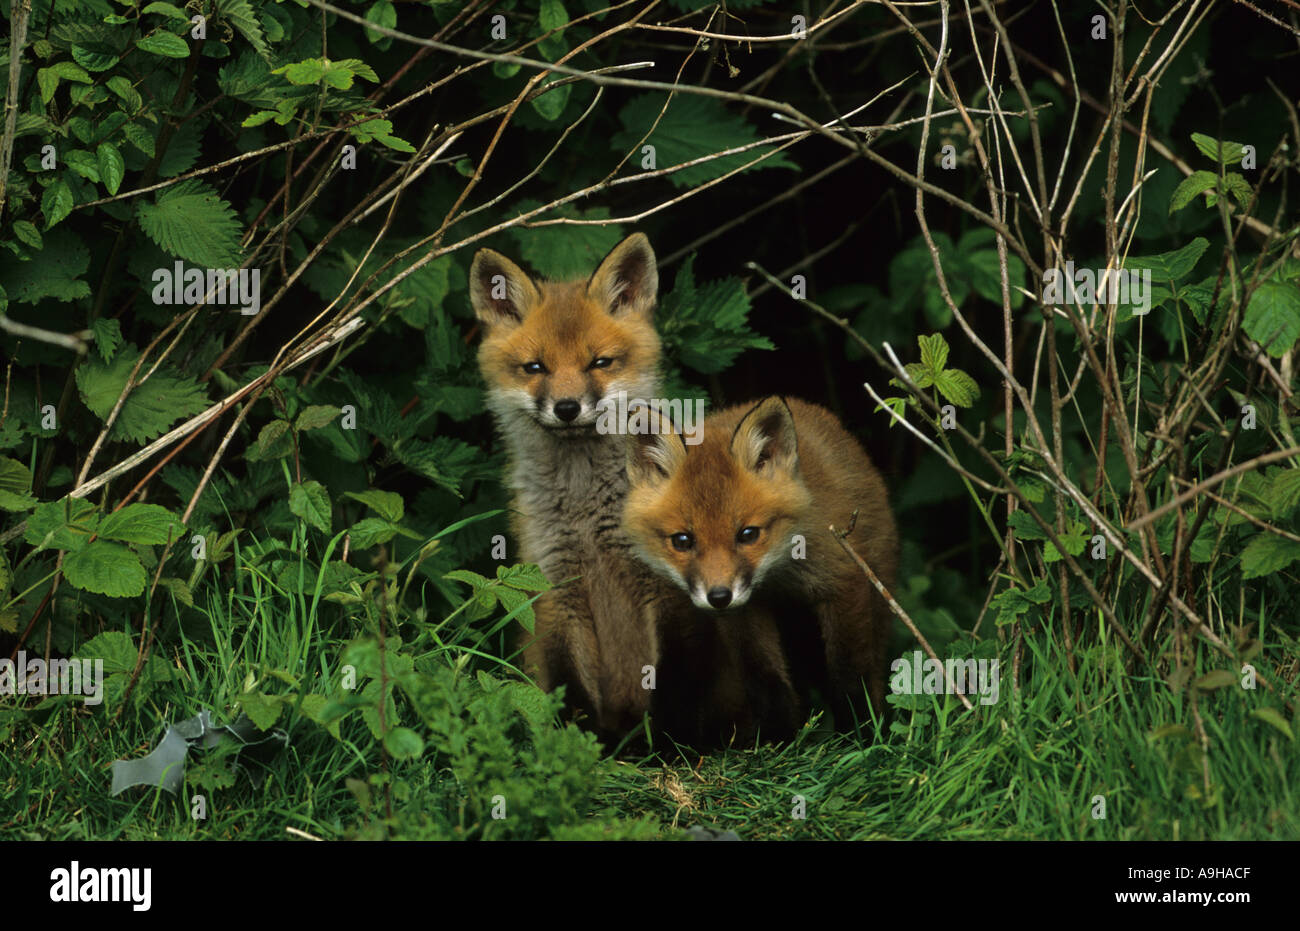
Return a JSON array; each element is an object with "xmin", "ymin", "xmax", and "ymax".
[{"xmin": 3, "ymin": 525, "xmax": 1298, "ymax": 842}]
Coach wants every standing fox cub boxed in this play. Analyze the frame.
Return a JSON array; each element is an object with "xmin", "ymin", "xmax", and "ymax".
[
  {"xmin": 469, "ymin": 233, "xmax": 669, "ymax": 739},
  {"xmin": 624, "ymin": 396, "xmax": 899, "ymax": 727}
]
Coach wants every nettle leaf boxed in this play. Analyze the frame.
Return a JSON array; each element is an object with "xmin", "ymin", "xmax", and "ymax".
[
  {"xmin": 1121, "ymin": 237, "xmax": 1210, "ymax": 285},
  {"xmin": 345, "ymin": 489, "xmax": 404, "ymax": 523},
  {"xmin": 41, "ymin": 180, "xmax": 75, "ymax": 230},
  {"xmin": 25, "ymin": 497, "xmax": 99, "ymax": 551},
  {"xmin": 290, "ymin": 480, "xmax": 332, "ymax": 534},
  {"xmin": 75, "ymin": 348, "xmax": 211, "ymax": 444},
  {"xmin": 74, "ymin": 630, "xmax": 139, "ymax": 673},
  {"xmin": 1169, "ymin": 170, "xmax": 1218, "ymax": 213},
  {"xmin": 658, "ymin": 256, "xmax": 773, "ymax": 375},
  {"xmin": 239, "ymin": 691, "xmax": 284, "ymax": 730},
  {"xmin": 496, "ymin": 563, "xmax": 552, "ymax": 592},
  {"xmin": 136, "ymin": 31, "xmax": 191, "ymax": 58},
  {"xmin": 91, "ymin": 318, "xmax": 123, "ymax": 361},
  {"xmin": 611, "ymin": 93, "xmax": 796, "ymax": 189},
  {"xmin": 0, "ymin": 458, "xmax": 37, "ymax": 511},
  {"xmin": 1044, "ymin": 519, "xmax": 1088, "ymax": 563},
  {"xmin": 1239, "ymin": 533, "xmax": 1300, "ymax": 579},
  {"xmin": 97, "ymin": 142, "xmax": 125, "ymax": 195},
  {"xmin": 1242, "ymin": 280, "xmax": 1300, "ymax": 357},
  {"xmin": 1, "ymin": 228, "xmax": 90, "ymax": 303},
  {"xmin": 992, "ymin": 578, "xmax": 1052, "ymax": 626},
  {"xmin": 99, "ymin": 503, "xmax": 184, "ymax": 544},
  {"xmin": 136, "ymin": 179, "xmax": 242, "ymax": 267},
  {"xmin": 1007, "ymin": 510, "xmax": 1047, "ymax": 540},
  {"xmin": 1190, "ymin": 132, "xmax": 1246, "ymax": 166},
  {"xmin": 347, "ymin": 517, "xmax": 398, "ymax": 549},
  {"xmin": 217, "ymin": 0, "xmax": 271, "ymax": 60},
  {"xmin": 274, "ymin": 57, "xmax": 378, "ymax": 89},
  {"xmin": 1269, "ymin": 469, "xmax": 1300, "ymax": 519},
  {"xmin": 295, "ymin": 405, "xmax": 340, "ymax": 431},
  {"xmin": 63, "ymin": 542, "xmax": 147, "ymax": 597}
]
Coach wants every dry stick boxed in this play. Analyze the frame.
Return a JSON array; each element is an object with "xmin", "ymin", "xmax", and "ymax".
[
  {"xmin": 0, "ymin": 0, "xmax": 32, "ymax": 214},
  {"xmin": 1176, "ymin": 480, "xmax": 1300, "ymax": 545},
  {"xmin": 830, "ymin": 523, "xmax": 976, "ymax": 711},
  {"xmin": 1129, "ymin": 446, "xmax": 1300, "ymax": 532},
  {"xmin": 748, "ymin": 262, "xmax": 1146, "ymax": 666}
]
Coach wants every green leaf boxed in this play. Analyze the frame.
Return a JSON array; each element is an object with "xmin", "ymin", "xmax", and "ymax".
[
  {"xmin": 74, "ymin": 630, "xmax": 138, "ymax": 673},
  {"xmin": 347, "ymin": 517, "xmax": 398, "ymax": 549},
  {"xmin": 1239, "ymin": 532, "xmax": 1300, "ymax": 579},
  {"xmin": 137, "ymin": 31, "xmax": 191, "ymax": 58},
  {"xmin": 4, "ymin": 227, "xmax": 90, "ymax": 302},
  {"xmin": 122, "ymin": 122, "xmax": 156, "ymax": 157},
  {"xmin": 1242, "ymin": 281, "xmax": 1300, "ymax": 357},
  {"xmin": 219, "ymin": 0, "xmax": 271, "ymax": 60},
  {"xmin": 1169, "ymin": 170, "xmax": 1218, "ymax": 213},
  {"xmin": 1190, "ymin": 132, "xmax": 1246, "ymax": 166},
  {"xmin": 290, "ymin": 480, "xmax": 332, "ymax": 534},
  {"xmin": 530, "ymin": 76, "xmax": 572, "ymax": 122},
  {"xmin": 91, "ymin": 318, "xmax": 123, "ymax": 361},
  {"xmin": 364, "ymin": 0, "xmax": 397, "ymax": 44},
  {"xmin": 63, "ymin": 542, "xmax": 147, "ymax": 597},
  {"xmin": 295, "ymin": 405, "xmax": 340, "ymax": 431},
  {"xmin": 1044, "ymin": 519, "xmax": 1088, "ymax": 563},
  {"xmin": 239, "ymin": 691, "xmax": 283, "ymax": 730},
  {"xmin": 105, "ymin": 76, "xmax": 142, "ymax": 112},
  {"xmin": 992, "ymin": 578, "xmax": 1050, "ymax": 626},
  {"xmin": 0, "ymin": 458, "xmax": 36, "ymax": 511},
  {"xmin": 136, "ymin": 179, "xmax": 242, "ymax": 267},
  {"xmin": 932, "ymin": 369, "xmax": 980, "ymax": 407},
  {"xmin": 611, "ymin": 93, "xmax": 796, "ymax": 189},
  {"xmin": 142, "ymin": 2, "xmax": 191, "ymax": 21},
  {"xmin": 75, "ymin": 348, "xmax": 211, "ymax": 444},
  {"xmin": 917, "ymin": 332, "xmax": 949, "ymax": 373},
  {"xmin": 1007, "ymin": 510, "xmax": 1047, "ymax": 540},
  {"xmin": 1121, "ymin": 237, "xmax": 1210, "ymax": 284},
  {"xmin": 97, "ymin": 142, "xmax": 125, "ymax": 195},
  {"xmin": 383, "ymin": 726, "xmax": 424, "ymax": 759},
  {"xmin": 98, "ymin": 503, "xmax": 184, "ymax": 544},
  {"xmin": 1193, "ymin": 669, "xmax": 1237, "ymax": 691},
  {"xmin": 246, "ymin": 419, "xmax": 293, "ymax": 461},
  {"xmin": 41, "ymin": 180, "xmax": 75, "ymax": 230},
  {"xmin": 496, "ymin": 563, "xmax": 552, "ymax": 591},
  {"xmin": 24, "ymin": 497, "xmax": 99, "ymax": 552},
  {"xmin": 12, "ymin": 220, "xmax": 42, "ymax": 250},
  {"xmin": 345, "ymin": 489, "xmax": 404, "ymax": 523},
  {"xmin": 1250, "ymin": 707, "xmax": 1293, "ymax": 741},
  {"xmin": 1222, "ymin": 172, "xmax": 1253, "ymax": 208},
  {"xmin": 1270, "ymin": 469, "xmax": 1300, "ymax": 519}
]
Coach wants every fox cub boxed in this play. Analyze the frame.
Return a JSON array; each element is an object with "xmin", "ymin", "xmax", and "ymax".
[
  {"xmin": 624, "ymin": 396, "xmax": 899, "ymax": 727},
  {"xmin": 469, "ymin": 233, "xmax": 670, "ymax": 739}
]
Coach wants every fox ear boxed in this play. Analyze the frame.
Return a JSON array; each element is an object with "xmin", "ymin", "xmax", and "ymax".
[
  {"xmin": 469, "ymin": 248, "xmax": 542, "ymax": 327},
  {"xmin": 627, "ymin": 402, "xmax": 687, "ymax": 486},
  {"xmin": 731, "ymin": 397, "xmax": 798, "ymax": 476},
  {"xmin": 587, "ymin": 232, "xmax": 657, "ymax": 318}
]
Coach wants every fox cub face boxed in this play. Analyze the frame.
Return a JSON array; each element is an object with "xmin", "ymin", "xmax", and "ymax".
[
  {"xmin": 625, "ymin": 397, "xmax": 812, "ymax": 611},
  {"xmin": 469, "ymin": 233, "xmax": 661, "ymax": 434}
]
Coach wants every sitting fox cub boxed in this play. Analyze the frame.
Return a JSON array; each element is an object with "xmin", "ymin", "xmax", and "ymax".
[
  {"xmin": 624, "ymin": 396, "xmax": 899, "ymax": 727},
  {"xmin": 469, "ymin": 233, "xmax": 669, "ymax": 739}
]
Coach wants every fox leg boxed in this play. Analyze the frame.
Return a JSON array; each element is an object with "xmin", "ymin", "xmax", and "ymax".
[
  {"xmin": 522, "ymin": 587, "xmax": 604, "ymax": 726},
  {"xmin": 815, "ymin": 584, "xmax": 888, "ymax": 730}
]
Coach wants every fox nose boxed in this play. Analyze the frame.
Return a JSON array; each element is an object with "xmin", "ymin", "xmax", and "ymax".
[
  {"xmin": 553, "ymin": 399, "xmax": 581, "ymax": 422},
  {"xmin": 707, "ymin": 587, "xmax": 733, "ymax": 609}
]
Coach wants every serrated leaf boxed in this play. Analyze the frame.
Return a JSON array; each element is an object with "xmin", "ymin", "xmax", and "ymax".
[
  {"xmin": 219, "ymin": 0, "xmax": 271, "ymax": 60},
  {"xmin": 2, "ymin": 228, "xmax": 91, "ymax": 302},
  {"xmin": 246, "ymin": 419, "xmax": 293, "ymax": 461},
  {"xmin": 136, "ymin": 179, "xmax": 242, "ymax": 267},
  {"xmin": 13, "ymin": 221, "xmax": 42, "ymax": 250},
  {"xmin": 97, "ymin": 142, "xmax": 125, "ymax": 195},
  {"xmin": 1007, "ymin": 510, "xmax": 1047, "ymax": 540},
  {"xmin": 1169, "ymin": 170, "xmax": 1218, "ymax": 213},
  {"xmin": 295, "ymin": 405, "xmax": 340, "ymax": 431},
  {"xmin": 75, "ymin": 348, "xmax": 211, "ymax": 444},
  {"xmin": 496, "ymin": 563, "xmax": 552, "ymax": 591},
  {"xmin": 290, "ymin": 480, "xmax": 331, "ymax": 534},
  {"xmin": 91, "ymin": 318, "xmax": 123, "ymax": 361},
  {"xmin": 611, "ymin": 93, "xmax": 796, "ymax": 189},
  {"xmin": 345, "ymin": 489, "xmax": 403, "ymax": 522},
  {"xmin": 99, "ymin": 503, "xmax": 184, "ymax": 544},
  {"xmin": 1250, "ymin": 707, "xmax": 1293, "ymax": 741},
  {"xmin": 73, "ymin": 630, "xmax": 138, "ymax": 673},
  {"xmin": 137, "ymin": 31, "xmax": 191, "ymax": 58},
  {"xmin": 918, "ymin": 333, "xmax": 949, "ymax": 373},
  {"xmin": 105, "ymin": 76, "xmax": 142, "ymax": 112},
  {"xmin": 1239, "ymin": 532, "xmax": 1300, "ymax": 579},
  {"xmin": 63, "ymin": 542, "xmax": 147, "ymax": 597},
  {"xmin": 1243, "ymin": 281, "xmax": 1300, "ymax": 357},
  {"xmin": 347, "ymin": 517, "xmax": 398, "ymax": 549},
  {"xmin": 41, "ymin": 180, "xmax": 75, "ymax": 230},
  {"xmin": 0, "ymin": 459, "xmax": 36, "ymax": 511},
  {"xmin": 24, "ymin": 497, "xmax": 99, "ymax": 551},
  {"xmin": 1270, "ymin": 469, "xmax": 1300, "ymax": 519},
  {"xmin": 1190, "ymin": 132, "xmax": 1245, "ymax": 166},
  {"xmin": 932, "ymin": 369, "xmax": 980, "ymax": 407},
  {"xmin": 122, "ymin": 122, "xmax": 156, "ymax": 157}
]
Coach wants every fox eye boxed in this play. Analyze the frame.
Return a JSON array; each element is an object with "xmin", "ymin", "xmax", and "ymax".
[
  {"xmin": 522, "ymin": 361, "xmax": 547, "ymax": 375},
  {"xmin": 737, "ymin": 526, "xmax": 761, "ymax": 545},
  {"xmin": 589, "ymin": 356, "xmax": 613, "ymax": 370},
  {"xmin": 669, "ymin": 532, "xmax": 695, "ymax": 552}
]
